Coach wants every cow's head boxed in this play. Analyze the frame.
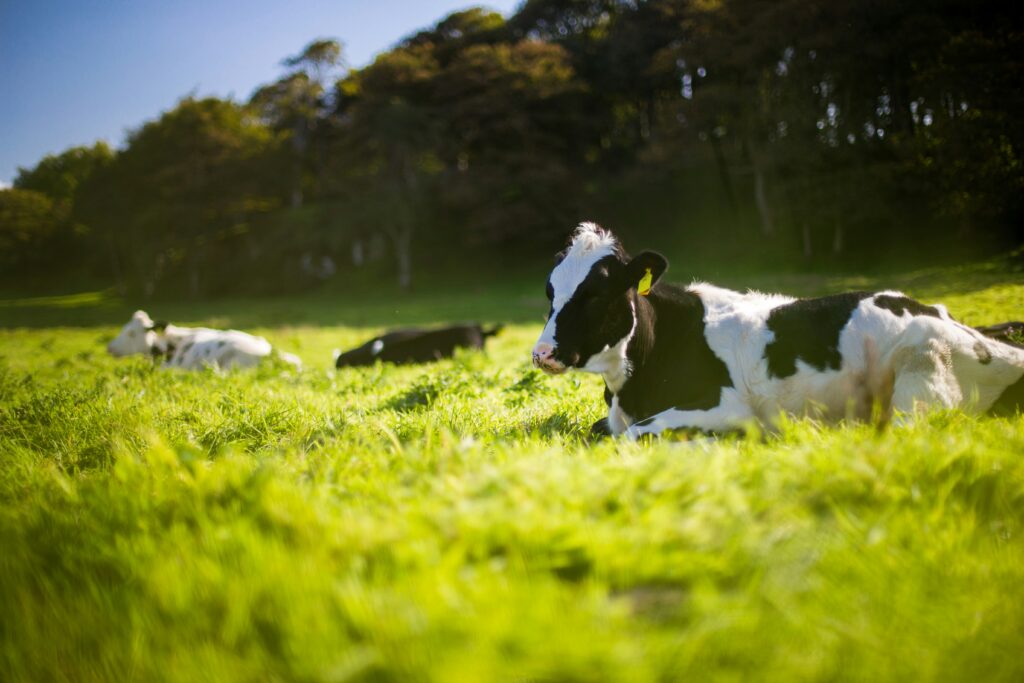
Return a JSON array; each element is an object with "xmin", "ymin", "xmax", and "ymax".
[
  {"xmin": 532, "ymin": 223, "xmax": 667, "ymax": 374},
  {"xmin": 107, "ymin": 310, "xmax": 166, "ymax": 357}
]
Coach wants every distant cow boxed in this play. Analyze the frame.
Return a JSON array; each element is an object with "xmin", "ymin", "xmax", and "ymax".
[
  {"xmin": 334, "ymin": 324, "xmax": 502, "ymax": 367},
  {"xmin": 532, "ymin": 222, "xmax": 1024, "ymax": 439},
  {"xmin": 107, "ymin": 310, "xmax": 302, "ymax": 370},
  {"xmin": 976, "ymin": 321, "xmax": 1024, "ymax": 348}
]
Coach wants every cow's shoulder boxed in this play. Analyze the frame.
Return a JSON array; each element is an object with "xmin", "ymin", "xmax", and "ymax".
[
  {"xmin": 685, "ymin": 282, "xmax": 793, "ymax": 323},
  {"xmin": 617, "ymin": 283, "xmax": 733, "ymax": 419},
  {"xmin": 763, "ymin": 291, "xmax": 876, "ymax": 379},
  {"xmin": 871, "ymin": 292, "xmax": 943, "ymax": 320}
]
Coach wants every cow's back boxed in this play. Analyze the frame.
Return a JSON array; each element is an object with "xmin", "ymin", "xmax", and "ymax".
[
  {"xmin": 376, "ymin": 325, "xmax": 485, "ymax": 363},
  {"xmin": 336, "ymin": 325, "xmax": 488, "ymax": 367},
  {"xmin": 167, "ymin": 329, "xmax": 272, "ymax": 369},
  {"xmin": 698, "ymin": 288, "xmax": 1024, "ymax": 419}
]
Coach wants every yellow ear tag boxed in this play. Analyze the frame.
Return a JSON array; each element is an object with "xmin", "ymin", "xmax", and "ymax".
[{"xmin": 638, "ymin": 268, "xmax": 653, "ymax": 296}]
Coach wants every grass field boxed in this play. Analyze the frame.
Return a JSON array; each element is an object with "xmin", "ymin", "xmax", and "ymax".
[{"xmin": 2, "ymin": 260, "xmax": 1024, "ymax": 682}]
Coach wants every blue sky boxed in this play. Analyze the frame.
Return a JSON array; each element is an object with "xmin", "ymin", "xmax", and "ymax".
[{"xmin": 0, "ymin": 0, "xmax": 521, "ymax": 185}]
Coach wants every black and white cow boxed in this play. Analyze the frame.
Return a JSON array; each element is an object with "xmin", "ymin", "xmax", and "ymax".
[
  {"xmin": 532, "ymin": 223, "xmax": 1024, "ymax": 439},
  {"xmin": 335, "ymin": 324, "xmax": 503, "ymax": 368},
  {"xmin": 107, "ymin": 310, "xmax": 302, "ymax": 370}
]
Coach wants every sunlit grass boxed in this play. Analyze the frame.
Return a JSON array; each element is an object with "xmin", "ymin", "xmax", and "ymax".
[
  {"xmin": 0, "ymin": 288, "xmax": 116, "ymax": 308},
  {"xmin": 1, "ymin": 267, "xmax": 1023, "ymax": 682}
]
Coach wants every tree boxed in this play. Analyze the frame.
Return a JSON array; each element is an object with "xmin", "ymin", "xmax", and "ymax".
[
  {"xmin": 10, "ymin": 0, "xmax": 1024, "ymax": 293},
  {"xmin": 334, "ymin": 43, "xmax": 442, "ymax": 290},
  {"xmin": 0, "ymin": 188, "xmax": 65, "ymax": 271},
  {"xmin": 80, "ymin": 97, "xmax": 278, "ymax": 296},
  {"xmin": 434, "ymin": 40, "xmax": 587, "ymax": 245},
  {"xmin": 11, "ymin": 143, "xmax": 114, "ymax": 275},
  {"xmin": 14, "ymin": 142, "xmax": 114, "ymax": 209},
  {"xmin": 251, "ymin": 38, "xmax": 345, "ymax": 206}
]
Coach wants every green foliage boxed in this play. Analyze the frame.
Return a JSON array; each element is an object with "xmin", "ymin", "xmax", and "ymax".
[
  {"xmin": 78, "ymin": 98, "xmax": 280, "ymax": 296},
  {"xmin": 0, "ymin": 189, "xmax": 65, "ymax": 269},
  {"xmin": 13, "ymin": 142, "xmax": 114, "ymax": 208},
  {"xmin": 282, "ymin": 38, "xmax": 345, "ymax": 74},
  {"xmin": 2, "ymin": 268, "xmax": 1024, "ymax": 681},
  {"xmin": 252, "ymin": 38, "xmax": 345, "ymax": 209},
  {"xmin": 9, "ymin": 1, "xmax": 1024, "ymax": 294},
  {"xmin": 4, "ymin": 144, "xmax": 113, "ymax": 274}
]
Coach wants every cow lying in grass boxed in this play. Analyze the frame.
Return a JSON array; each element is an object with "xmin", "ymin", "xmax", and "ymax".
[
  {"xmin": 335, "ymin": 324, "xmax": 503, "ymax": 367},
  {"xmin": 975, "ymin": 321, "xmax": 1024, "ymax": 347},
  {"xmin": 107, "ymin": 310, "xmax": 302, "ymax": 370},
  {"xmin": 532, "ymin": 223, "xmax": 1024, "ymax": 439}
]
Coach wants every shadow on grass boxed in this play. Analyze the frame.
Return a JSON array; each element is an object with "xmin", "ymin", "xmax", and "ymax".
[
  {"xmin": 499, "ymin": 411, "xmax": 594, "ymax": 441},
  {"xmin": 0, "ymin": 282, "xmax": 547, "ymax": 330},
  {"xmin": 3, "ymin": 255, "xmax": 1021, "ymax": 329}
]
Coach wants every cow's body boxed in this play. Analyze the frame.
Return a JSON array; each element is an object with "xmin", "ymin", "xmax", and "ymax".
[
  {"xmin": 533, "ymin": 223, "xmax": 1024, "ymax": 439},
  {"xmin": 162, "ymin": 328, "xmax": 277, "ymax": 370},
  {"xmin": 335, "ymin": 324, "xmax": 502, "ymax": 368},
  {"xmin": 107, "ymin": 311, "xmax": 301, "ymax": 370}
]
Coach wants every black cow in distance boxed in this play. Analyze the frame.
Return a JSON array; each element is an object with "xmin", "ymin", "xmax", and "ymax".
[{"xmin": 335, "ymin": 324, "xmax": 503, "ymax": 367}]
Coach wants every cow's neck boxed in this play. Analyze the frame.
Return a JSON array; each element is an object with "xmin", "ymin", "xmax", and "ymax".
[
  {"xmin": 586, "ymin": 293, "xmax": 655, "ymax": 396},
  {"xmin": 621, "ymin": 292, "xmax": 656, "ymax": 386},
  {"xmin": 162, "ymin": 324, "xmax": 194, "ymax": 343},
  {"xmin": 616, "ymin": 286, "xmax": 711, "ymax": 399},
  {"xmin": 580, "ymin": 299, "xmax": 635, "ymax": 393},
  {"xmin": 150, "ymin": 324, "xmax": 194, "ymax": 358}
]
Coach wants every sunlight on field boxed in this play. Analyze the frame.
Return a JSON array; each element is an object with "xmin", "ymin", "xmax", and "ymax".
[
  {"xmin": 2, "ymin": 269, "xmax": 1024, "ymax": 682},
  {"xmin": 0, "ymin": 289, "xmax": 114, "ymax": 309}
]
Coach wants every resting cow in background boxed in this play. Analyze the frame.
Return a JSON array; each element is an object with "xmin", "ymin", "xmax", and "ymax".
[
  {"xmin": 975, "ymin": 321, "xmax": 1024, "ymax": 348},
  {"xmin": 532, "ymin": 222, "xmax": 1024, "ymax": 439},
  {"xmin": 335, "ymin": 324, "xmax": 503, "ymax": 367},
  {"xmin": 107, "ymin": 310, "xmax": 302, "ymax": 370}
]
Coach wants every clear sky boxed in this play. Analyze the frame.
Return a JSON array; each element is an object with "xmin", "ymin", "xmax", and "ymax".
[{"xmin": 0, "ymin": 0, "xmax": 521, "ymax": 186}]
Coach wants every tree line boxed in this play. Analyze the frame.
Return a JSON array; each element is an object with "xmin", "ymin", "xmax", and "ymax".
[{"xmin": 3, "ymin": 0, "xmax": 1022, "ymax": 296}]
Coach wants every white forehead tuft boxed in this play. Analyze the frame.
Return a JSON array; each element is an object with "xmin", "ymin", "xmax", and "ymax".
[
  {"xmin": 549, "ymin": 223, "xmax": 619, "ymax": 308},
  {"xmin": 571, "ymin": 222, "xmax": 617, "ymax": 252}
]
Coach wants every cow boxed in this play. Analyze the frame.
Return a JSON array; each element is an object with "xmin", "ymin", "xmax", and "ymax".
[
  {"xmin": 532, "ymin": 222, "xmax": 1024, "ymax": 439},
  {"xmin": 107, "ymin": 310, "xmax": 302, "ymax": 370},
  {"xmin": 334, "ymin": 324, "xmax": 503, "ymax": 368},
  {"xmin": 975, "ymin": 321, "xmax": 1024, "ymax": 348}
]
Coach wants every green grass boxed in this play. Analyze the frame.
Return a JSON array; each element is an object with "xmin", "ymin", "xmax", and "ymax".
[{"xmin": 2, "ymin": 262, "xmax": 1024, "ymax": 682}]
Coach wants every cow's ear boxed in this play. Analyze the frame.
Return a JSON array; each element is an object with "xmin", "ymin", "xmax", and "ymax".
[
  {"xmin": 150, "ymin": 320, "xmax": 169, "ymax": 333},
  {"xmin": 621, "ymin": 251, "xmax": 668, "ymax": 294}
]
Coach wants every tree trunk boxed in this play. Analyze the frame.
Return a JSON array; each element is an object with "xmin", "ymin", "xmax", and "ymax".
[
  {"xmin": 106, "ymin": 233, "xmax": 127, "ymax": 296},
  {"xmin": 832, "ymin": 218, "xmax": 844, "ymax": 254},
  {"xmin": 639, "ymin": 95, "xmax": 652, "ymax": 141},
  {"xmin": 393, "ymin": 227, "xmax": 412, "ymax": 291},
  {"xmin": 189, "ymin": 260, "xmax": 201, "ymax": 298},
  {"xmin": 743, "ymin": 135, "xmax": 774, "ymax": 237},
  {"xmin": 753, "ymin": 163, "xmax": 774, "ymax": 237},
  {"xmin": 708, "ymin": 134, "xmax": 737, "ymax": 213},
  {"xmin": 291, "ymin": 122, "xmax": 307, "ymax": 208}
]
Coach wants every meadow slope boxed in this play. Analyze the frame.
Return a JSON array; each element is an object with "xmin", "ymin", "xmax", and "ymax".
[{"xmin": 1, "ymin": 263, "xmax": 1024, "ymax": 682}]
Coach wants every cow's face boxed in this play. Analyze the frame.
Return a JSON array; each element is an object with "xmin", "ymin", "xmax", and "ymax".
[
  {"xmin": 107, "ymin": 310, "xmax": 159, "ymax": 357},
  {"xmin": 532, "ymin": 223, "xmax": 667, "ymax": 374}
]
